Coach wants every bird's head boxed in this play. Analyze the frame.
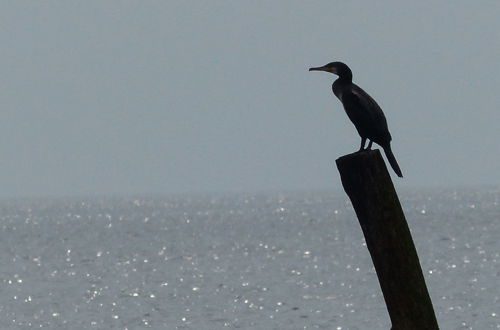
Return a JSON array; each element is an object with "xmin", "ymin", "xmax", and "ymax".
[{"xmin": 309, "ymin": 61, "xmax": 352, "ymax": 80}]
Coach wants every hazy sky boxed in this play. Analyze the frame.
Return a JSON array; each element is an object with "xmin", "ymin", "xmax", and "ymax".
[{"xmin": 0, "ymin": 1, "xmax": 498, "ymax": 197}]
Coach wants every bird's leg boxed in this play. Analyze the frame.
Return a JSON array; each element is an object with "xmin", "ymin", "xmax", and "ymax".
[
  {"xmin": 367, "ymin": 140, "xmax": 373, "ymax": 150},
  {"xmin": 358, "ymin": 137, "xmax": 367, "ymax": 152}
]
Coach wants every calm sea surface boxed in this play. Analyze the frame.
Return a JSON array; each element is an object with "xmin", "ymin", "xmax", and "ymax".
[{"xmin": 0, "ymin": 187, "xmax": 499, "ymax": 329}]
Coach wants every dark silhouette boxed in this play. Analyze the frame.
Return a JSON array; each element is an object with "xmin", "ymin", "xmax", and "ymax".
[
  {"xmin": 309, "ymin": 62, "xmax": 403, "ymax": 177},
  {"xmin": 336, "ymin": 151, "xmax": 438, "ymax": 329}
]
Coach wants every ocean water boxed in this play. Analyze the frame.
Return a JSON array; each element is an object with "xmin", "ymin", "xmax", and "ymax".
[{"xmin": 0, "ymin": 187, "xmax": 498, "ymax": 329}]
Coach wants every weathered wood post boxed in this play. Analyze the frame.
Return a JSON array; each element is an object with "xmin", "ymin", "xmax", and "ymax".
[{"xmin": 336, "ymin": 149, "xmax": 439, "ymax": 330}]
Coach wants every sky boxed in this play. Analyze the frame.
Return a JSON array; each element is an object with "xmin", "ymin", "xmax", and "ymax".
[{"xmin": 0, "ymin": 1, "xmax": 498, "ymax": 197}]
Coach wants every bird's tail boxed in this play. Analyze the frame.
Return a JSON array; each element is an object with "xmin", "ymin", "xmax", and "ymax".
[{"xmin": 382, "ymin": 144, "xmax": 403, "ymax": 178}]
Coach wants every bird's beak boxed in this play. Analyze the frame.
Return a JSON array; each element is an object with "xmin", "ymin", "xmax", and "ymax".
[{"xmin": 309, "ymin": 65, "xmax": 333, "ymax": 73}]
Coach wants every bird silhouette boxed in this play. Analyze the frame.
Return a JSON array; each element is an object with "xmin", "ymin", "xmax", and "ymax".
[{"xmin": 309, "ymin": 61, "xmax": 403, "ymax": 177}]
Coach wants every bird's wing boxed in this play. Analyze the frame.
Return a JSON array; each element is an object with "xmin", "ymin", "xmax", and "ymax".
[{"xmin": 342, "ymin": 85, "xmax": 391, "ymax": 143}]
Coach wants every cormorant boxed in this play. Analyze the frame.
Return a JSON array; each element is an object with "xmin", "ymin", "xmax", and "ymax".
[{"xmin": 309, "ymin": 61, "xmax": 403, "ymax": 177}]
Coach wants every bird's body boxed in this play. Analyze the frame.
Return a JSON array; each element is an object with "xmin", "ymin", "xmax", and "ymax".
[
  {"xmin": 309, "ymin": 61, "xmax": 403, "ymax": 177},
  {"xmin": 332, "ymin": 80, "xmax": 391, "ymax": 150}
]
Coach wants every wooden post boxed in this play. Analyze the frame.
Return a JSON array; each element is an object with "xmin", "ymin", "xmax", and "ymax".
[{"xmin": 336, "ymin": 149, "xmax": 439, "ymax": 330}]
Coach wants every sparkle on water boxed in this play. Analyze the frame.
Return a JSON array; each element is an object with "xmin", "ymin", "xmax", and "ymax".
[{"xmin": 0, "ymin": 187, "xmax": 499, "ymax": 329}]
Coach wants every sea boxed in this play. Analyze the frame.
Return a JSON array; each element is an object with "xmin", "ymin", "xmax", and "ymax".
[{"xmin": 0, "ymin": 186, "xmax": 498, "ymax": 329}]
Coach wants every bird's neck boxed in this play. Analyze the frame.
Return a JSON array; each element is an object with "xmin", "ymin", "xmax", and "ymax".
[
  {"xmin": 332, "ymin": 76, "xmax": 352, "ymax": 99},
  {"xmin": 335, "ymin": 73, "xmax": 352, "ymax": 84}
]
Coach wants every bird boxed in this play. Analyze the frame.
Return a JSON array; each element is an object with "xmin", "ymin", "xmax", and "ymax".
[{"xmin": 309, "ymin": 61, "xmax": 403, "ymax": 177}]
